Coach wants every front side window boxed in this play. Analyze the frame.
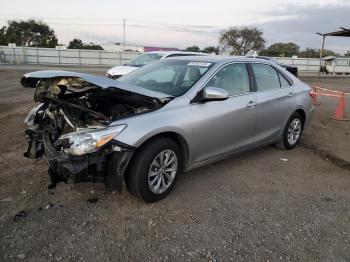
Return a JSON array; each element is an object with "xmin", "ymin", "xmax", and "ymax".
[
  {"xmin": 204, "ymin": 63, "xmax": 250, "ymax": 96},
  {"xmin": 119, "ymin": 60, "xmax": 214, "ymax": 96},
  {"xmin": 252, "ymin": 63, "xmax": 280, "ymax": 91}
]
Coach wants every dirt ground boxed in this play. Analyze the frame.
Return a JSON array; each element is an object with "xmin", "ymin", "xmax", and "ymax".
[{"xmin": 0, "ymin": 65, "xmax": 349, "ymax": 262}]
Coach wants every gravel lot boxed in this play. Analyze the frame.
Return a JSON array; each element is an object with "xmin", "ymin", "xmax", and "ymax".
[{"xmin": 0, "ymin": 65, "xmax": 349, "ymax": 261}]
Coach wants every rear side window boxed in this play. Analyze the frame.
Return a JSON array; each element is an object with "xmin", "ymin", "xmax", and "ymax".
[{"xmin": 252, "ymin": 63, "xmax": 280, "ymax": 91}]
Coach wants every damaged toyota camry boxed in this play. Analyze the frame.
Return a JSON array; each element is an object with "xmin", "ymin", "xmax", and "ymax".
[{"xmin": 22, "ymin": 56, "xmax": 314, "ymax": 203}]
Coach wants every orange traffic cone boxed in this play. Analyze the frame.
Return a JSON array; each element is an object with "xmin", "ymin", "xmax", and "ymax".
[
  {"xmin": 311, "ymin": 86, "xmax": 320, "ymax": 105},
  {"xmin": 332, "ymin": 92, "xmax": 348, "ymax": 121}
]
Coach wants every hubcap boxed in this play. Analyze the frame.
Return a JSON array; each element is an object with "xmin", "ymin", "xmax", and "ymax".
[
  {"xmin": 148, "ymin": 149, "xmax": 178, "ymax": 194},
  {"xmin": 287, "ymin": 118, "xmax": 301, "ymax": 145}
]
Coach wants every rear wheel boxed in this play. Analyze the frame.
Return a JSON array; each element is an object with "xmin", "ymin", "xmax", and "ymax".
[
  {"xmin": 277, "ymin": 112, "xmax": 303, "ymax": 150},
  {"xmin": 126, "ymin": 137, "xmax": 182, "ymax": 203}
]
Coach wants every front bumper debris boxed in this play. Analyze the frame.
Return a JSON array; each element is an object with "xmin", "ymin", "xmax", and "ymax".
[{"xmin": 24, "ymin": 128, "xmax": 134, "ymax": 192}]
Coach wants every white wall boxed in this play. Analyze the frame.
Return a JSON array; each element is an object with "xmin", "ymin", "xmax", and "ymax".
[
  {"xmin": 0, "ymin": 46, "xmax": 140, "ymax": 66},
  {"xmin": 0, "ymin": 46, "xmax": 321, "ymax": 72}
]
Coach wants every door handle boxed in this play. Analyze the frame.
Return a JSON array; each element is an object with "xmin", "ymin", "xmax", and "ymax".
[
  {"xmin": 287, "ymin": 92, "xmax": 296, "ymax": 97},
  {"xmin": 246, "ymin": 101, "xmax": 257, "ymax": 108}
]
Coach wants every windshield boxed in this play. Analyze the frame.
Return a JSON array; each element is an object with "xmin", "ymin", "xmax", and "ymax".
[
  {"xmin": 119, "ymin": 60, "xmax": 214, "ymax": 97},
  {"xmin": 126, "ymin": 53, "xmax": 163, "ymax": 67}
]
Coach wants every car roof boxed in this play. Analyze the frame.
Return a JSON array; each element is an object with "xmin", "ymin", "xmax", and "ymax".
[{"xmin": 165, "ymin": 55, "xmax": 274, "ymax": 64}]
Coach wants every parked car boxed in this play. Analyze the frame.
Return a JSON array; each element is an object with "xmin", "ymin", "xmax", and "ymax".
[
  {"xmin": 22, "ymin": 56, "xmax": 314, "ymax": 203},
  {"xmin": 246, "ymin": 56, "xmax": 299, "ymax": 77},
  {"xmin": 107, "ymin": 51, "xmax": 208, "ymax": 79}
]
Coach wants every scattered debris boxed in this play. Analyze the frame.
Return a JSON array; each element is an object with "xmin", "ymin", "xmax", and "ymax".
[
  {"xmin": 11, "ymin": 210, "xmax": 26, "ymax": 223},
  {"xmin": 45, "ymin": 203, "xmax": 53, "ymax": 210},
  {"xmin": 21, "ymin": 191, "xmax": 27, "ymax": 194},
  {"xmin": 0, "ymin": 196, "xmax": 13, "ymax": 202},
  {"xmin": 321, "ymin": 197, "xmax": 335, "ymax": 202},
  {"xmin": 17, "ymin": 253, "xmax": 26, "ymax": 259},
  {"xmin": 280, "ymin": 158, "xmax": 288, "ymax": 162},
  {"xmin": 87, "ymin": 197, "xmax": 98, "ymax": 204}
]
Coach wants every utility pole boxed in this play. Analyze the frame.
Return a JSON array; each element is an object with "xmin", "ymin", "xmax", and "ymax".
[
  {"xmin": 123, "ymin": 18, "xmax": 126, "ymax": 51},
  {"xmin": 317, "ymin": 32, "xmax": 325, "ymax": 77}
]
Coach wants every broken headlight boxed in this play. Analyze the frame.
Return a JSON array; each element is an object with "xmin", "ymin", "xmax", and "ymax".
[
  {"xmin": 59, "ymin": 125, "xmax": 127, "ymax": 155},
  {"xmin": 24, "ymin": 103, "xmax": 45, "ymax": 126}
]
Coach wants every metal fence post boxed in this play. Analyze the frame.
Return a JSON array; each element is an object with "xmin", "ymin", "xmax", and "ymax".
[
  {"xmin": 36, "ymin": 48, "xmax": 39, "ymax": 64},
  {"xmin": 22, "ymin": 46, "xmax": 25, "ymax": 64},
  {"xmin": 119, "ymin": 52, "xmax": 122, "ymax": 65},
  {"xmin": 79, "ymin": 49, "xmax": 81, "ymax": 65},
  {"xmin": 58, "ymin": 50, "xmax": 61, "ymax": 64},
  {"xmin": 13, "ymin": 47, "xmax": 16, "ymax": 64},
  {"xmin": 99, "ymin": 50, "xmax": 102, "ymax": 65}
]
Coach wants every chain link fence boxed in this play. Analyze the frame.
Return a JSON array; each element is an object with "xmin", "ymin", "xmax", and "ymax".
[{"xmin": 0, "ymin": 46, "xmax": 139, "ymax": 66}]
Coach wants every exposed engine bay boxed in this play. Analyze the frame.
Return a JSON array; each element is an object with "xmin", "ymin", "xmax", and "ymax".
[{"xmin": 21, "ymin": 71, "xmax": 171, "ymax": 191}]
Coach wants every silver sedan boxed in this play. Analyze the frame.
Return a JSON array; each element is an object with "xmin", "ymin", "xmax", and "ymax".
[{"xmin": 22, "ymin": 56, "xmax": 314, "ymax": 202}]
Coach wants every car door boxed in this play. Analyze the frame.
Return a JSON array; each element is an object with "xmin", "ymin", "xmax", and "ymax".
[
  {"xmin": 251, "ymin": 63, "xmax": 295, "ymax": 145},
  {"xmin": 191, "ymin": 63, "xmax": 257, "ymax": 163}
]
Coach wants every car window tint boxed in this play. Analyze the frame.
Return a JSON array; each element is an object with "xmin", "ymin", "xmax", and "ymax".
[
  {"xmin": 205, "ymin": 63, "xmax": 250, "ymax": 96},
  {"xmin": 138, "ymin": 67, "xmax": 175, "ymax": 83},
  {"xmin": 278, "ymin": 72, "xmax": 291, "ymax": 87},
  {"xmin": 252, "ymin": 63, "xmax": 280, "ymax": 91},
  {"xmin": 119, "ymin": 60, "xmax": 214, "ymax": 97}
]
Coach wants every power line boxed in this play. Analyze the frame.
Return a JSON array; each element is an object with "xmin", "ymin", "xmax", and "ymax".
[{"xmin": 0, "ymin": 13, "xmax": 223, "ymax": 31}]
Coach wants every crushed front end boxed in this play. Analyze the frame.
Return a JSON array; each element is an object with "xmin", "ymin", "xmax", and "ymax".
[{"xmin": 22, "ymin": 71, "xmax": 169, "ymax": 191}]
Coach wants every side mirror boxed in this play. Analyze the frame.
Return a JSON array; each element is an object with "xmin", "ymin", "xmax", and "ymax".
[{"xmin": 197, "ymin": 86, "xmax": 229, "ymax": 102}]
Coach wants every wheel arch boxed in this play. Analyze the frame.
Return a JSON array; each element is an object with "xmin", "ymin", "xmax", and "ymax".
[
  {"xmin": 294, "ymin": 108, "xmax": 306, "ymax": 128},
  {"xmin": 125, "ymin": 131, "xmax": 190, "ymax": 177}
]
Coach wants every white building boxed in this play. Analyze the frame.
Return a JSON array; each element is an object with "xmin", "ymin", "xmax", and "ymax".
[{"xmin": 323, "ymin": 56, "xmax": 350, "ymax": 74}]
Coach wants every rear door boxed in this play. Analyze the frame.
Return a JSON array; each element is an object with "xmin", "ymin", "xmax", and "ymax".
[
  {"xmin": 251, "ymin": 63, "xmax": 295, "ymax": 145},
  {"xmin": 191, "ymin": 63, "xmax": 257, "ymax": 162}
]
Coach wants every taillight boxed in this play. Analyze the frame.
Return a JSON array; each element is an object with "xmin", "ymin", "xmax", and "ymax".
[{"xmin": 309, "ymin": 90, "xmax": 316, "ymax": 98}]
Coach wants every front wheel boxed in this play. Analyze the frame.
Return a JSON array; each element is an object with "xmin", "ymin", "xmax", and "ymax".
[
  {"xmin": 126, "ymin": 137, "xmax": 182, "ymax": 203},
  {"xmin": 277, "ymin": 112, "xmax": 303, "ymax": 150}
]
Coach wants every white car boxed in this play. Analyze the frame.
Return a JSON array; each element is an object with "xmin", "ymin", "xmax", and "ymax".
[{"xmin": 107, "ymin": 51, "xmax": 208, "ymax": 79}]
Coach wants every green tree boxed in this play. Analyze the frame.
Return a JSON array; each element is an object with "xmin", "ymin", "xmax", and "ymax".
[
  {"xmin": 219, "ymin": 27, "xmax": 265, "ymax": 55},
  {"xmin": 68, "ymin": 39, "xmax": 103, "ymax": 50},
  {"xmin": 261, "ymin": 42, "xmax": 300, "ymax": 57},
  {"xmin": 0, "ymin": 26, "xmax": 6, "ymax": 45},
  {"xmin": 345, "ymin": 51, "xmax": 350, "ymax": 57},
  {"xmin": 297, "ymin": 48, "xmax": 319, "ymax": 58},
  {"xmin": 83, "ymin": 42, "xmax": 103, "ymax": 50},
  {"xmin": 298, "ymin": 48, "xmax": 338, "ymax": 58},
  {"xmin": 4, "ymin": 19, "xmax": 58, "ymax": 47},
  {"xmin": 202, "ymin": 46, "xmax": 219, "ymax": 54},
  {"xmin": 186, "ymin": 45, "xmax": 200, "ymax": 52},
  {"xmin": 68, "ymin": 38, "xmax": 84, "ymax": 49}
]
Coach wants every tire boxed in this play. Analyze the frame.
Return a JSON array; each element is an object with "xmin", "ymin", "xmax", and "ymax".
[
  {"xmin": 126, "ymin": 137, "xmax": 182, "ymax": 203},
  {"xmin": 277, "ymin": 112, "xmax": 304, "ymax": 150}
]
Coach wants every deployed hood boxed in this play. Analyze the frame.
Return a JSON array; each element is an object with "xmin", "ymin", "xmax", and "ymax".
[
  {"xmin": 21, "ymin": 70, "xmax": 172, "ymax": 103},
  {"xmin": 107, "ymin": 65, "xmax": 139, "ymax": 76},
  {"xmin": 21, "ymin": 70, "xmax": 173, "ymax": 130}
]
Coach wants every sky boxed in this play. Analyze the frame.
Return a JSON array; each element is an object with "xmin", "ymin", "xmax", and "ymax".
[{"xmin": 1, "ymin": 0, "xmax": 349, "ymax": 53}]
